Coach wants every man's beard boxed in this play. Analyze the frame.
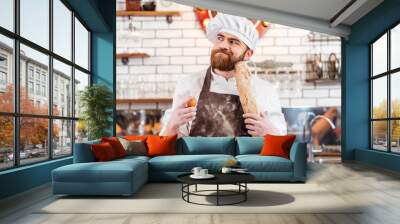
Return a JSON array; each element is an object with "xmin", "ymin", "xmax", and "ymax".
[{"xmin": 210, "ymin": 49, "xmax": 246, "ymax": 71}]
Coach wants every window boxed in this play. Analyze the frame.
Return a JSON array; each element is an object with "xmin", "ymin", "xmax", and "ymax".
[
  {"xmin": 53, "ymin": 119, "xmax": 72, "ymax": 158},
  {"xmin": 42, "ymin": 85, "xmax": 46, "ymax": 97},
  {"xmin": 53, "ymin": 59, "xmax": 72, "ymax": 117},
  {"xmin": 53, "ymin": 0, "xmax": 72, "ymax": 60},
  {"xmin": 371, "ymin": 23, "xmax": 400, "ymax": 154},
  {"xmin": 75, "ymin": 18, "xmax": 89, "ymax": 70},
  {"xmin": 35, "ymin": 70, "xmax": 41, "ymax": 81},
  {"xmin": 0, "ymin": 54, "xmax": 7, "ymax": 90},
  {"xmin": 20, "ymin": 0, "xmax": 49, "ymax": 49},
  {"xmin": 35, "ymin": 84, "xmax": 40, "ymax": 96},
  {"xmin": 0, "ymin": 116, "xmax": 13, "ymax": 170},
  {"xmin": 28, "ymin": 67, "xmax": 34, "ymax": 80},
  {"xmin": 28, "ymin": 81, "xmax": 34, "ymax": 94},
  {"xmin": 0, "ymin": 35, "xmax": 13, "ymax": 113},
  {"xmin": 0, "ymin": 1, "xmax": 91, "ymax": 170},
  {"xmin": 0, "ymin": 0, "xmax": 14, "ymax": 32},
  {"xmin": 0, "ymin": 72, "xmax": 6, "ymax": 84}
]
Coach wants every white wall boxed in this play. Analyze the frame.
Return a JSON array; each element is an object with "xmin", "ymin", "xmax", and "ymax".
[{"xmin": 116, "ymin": 1, "xmax": 341, "ymax": 109}]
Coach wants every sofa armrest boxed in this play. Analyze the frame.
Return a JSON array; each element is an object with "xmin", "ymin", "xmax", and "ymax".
[
  {"xmin": 73, "ymin": 140, "xmax": 99, "ymax": 163},
  {"xmin": 289, "ymin": 141, "xmax": 307, "ymax": 181}
]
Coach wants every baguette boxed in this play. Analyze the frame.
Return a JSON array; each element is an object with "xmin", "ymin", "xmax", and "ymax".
[{"xmin": 234, "ymin": 61, "xmax": 258, "ymax": 114}]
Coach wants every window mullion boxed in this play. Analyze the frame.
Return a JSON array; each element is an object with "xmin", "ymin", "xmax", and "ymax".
[
  {"xmin": 13, "ymin": 0, "xmax": 20, "ymax": 167},
  {"xmin": 71, "ymin": 10, "xmax": 76, "ymax": 155},
  {"xmin": 49, "ymin": 0, "xmax": 53, "ymax": 160},
  {"xmin": 388, "ymin": 30, "xmax": 391, "ymax": 152}
]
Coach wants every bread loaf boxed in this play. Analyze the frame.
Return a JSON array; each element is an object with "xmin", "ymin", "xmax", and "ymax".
[{"xmin": 234, "ymin": 61, "xmax": 258, "ymax": 114}]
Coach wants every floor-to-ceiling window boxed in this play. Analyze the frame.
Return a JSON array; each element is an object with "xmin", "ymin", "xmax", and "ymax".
[
  {"xmin": 370, "ymin": 22, "xmax": 400, "ymax": 153},
  {"xmin": 0, "ymin": 0, "xmax": 91, "ymax": 170}
]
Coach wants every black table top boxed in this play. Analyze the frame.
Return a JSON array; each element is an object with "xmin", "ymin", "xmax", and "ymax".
[{"xmin": 177, "ymin": 172, "xmax": 255, "ymax": 185}]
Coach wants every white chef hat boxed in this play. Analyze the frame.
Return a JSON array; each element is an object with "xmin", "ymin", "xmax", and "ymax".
[{"xmin": 206, "ymin": 13, "xmax": 259, "ymax": 50}]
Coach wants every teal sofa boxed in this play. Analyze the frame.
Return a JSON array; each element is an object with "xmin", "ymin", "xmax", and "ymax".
[{"xmin": 52, "ymin": 137, "xmax": 307, "ymax": 196}]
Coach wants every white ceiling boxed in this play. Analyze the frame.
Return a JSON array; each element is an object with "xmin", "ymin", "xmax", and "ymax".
[{"xmin": 171, "ymin": 0, "xmax": 384, "ymax": 38}]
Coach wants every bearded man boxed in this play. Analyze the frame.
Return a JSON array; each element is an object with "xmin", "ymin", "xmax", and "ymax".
[{"xmin": 160, "ymin": 13, "xmax": 287, "ymax": 137}]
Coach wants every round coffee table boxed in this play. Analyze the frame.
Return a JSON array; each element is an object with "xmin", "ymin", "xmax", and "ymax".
[{"xmin": 177, "ymin": 173, "xmax": 255, "ymax": 206}]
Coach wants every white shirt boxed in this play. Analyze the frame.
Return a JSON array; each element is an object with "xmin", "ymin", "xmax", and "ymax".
[{"xmin": 160, "ymin": 68, "xmax": 287, "ymax": 137}]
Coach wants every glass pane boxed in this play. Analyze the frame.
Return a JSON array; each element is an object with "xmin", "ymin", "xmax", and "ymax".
[
  {"xmin": 20, "ymin": 117, "xmax": 49, "ymax": 165},
  {"xmin": 53, "ymin": 119, "xmax": 72, "ymax": 157},
  {"xmin": 74, "ymin": 18, "xmax": 89, "ymax": 70},
  {"xmin": 53, "ymin": 59, "xmax": 72, "ymax": 117},
  {"xmin": 75, "ymin": 120, "xmax": 88, "ymax": 143},
  {"xmin": 74, "ymin": 69, "xmax": 89, "ymax": 118},
  {"xmin": 0, "ymin": 35, "xmax": 14, "ymax": 112},
  {"xmin": 0, "ymin": 0, "xmax": 14, "ymax": 31},
  {"xmin": 372, "ymin": 121, "xmax": 388, "ymax": 151},
  {"xmin": 20, "ymin": 44, "xmax": 49, "ymax": 115},
  {"xmin": 20, "ymin": 0, "xmax": 49, "ymax": 49},
  {"xmin": 0, "ymin": 116, "xmax": 14, "ymax": 170},
  {"xmin": 53, "ymin": 0, "xmax": 72, "ymax": 60},
  {"xmin": 391, "ymin": 24, "xmax": 400, "ymax": 70},
  {"xmin": 372, "ymin": 33, "xmax": 387, "ymax": 76},
  {"xmin": 372, "ymin": 77, "xmax": 387, "ymax": 119},
  {"xmin": 391, "ymin": 120, "xmax": 400, "ymax": 153},
  {"xmin": 391, "ymin": 72, "xmax": 400, "ymax": 118}
]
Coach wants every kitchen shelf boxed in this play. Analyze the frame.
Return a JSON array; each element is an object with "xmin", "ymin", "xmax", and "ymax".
[
  {"xmin": 117, "ymin": 53, "xmax": 150, "ymax": 64},
  {"xmin": 116, "ymin": 10, "xmax": 181, "ymax": 17},
  {"xmin": 305, "ymin": 77, "xmax": 341, "ymax": 86},
  {"xmin": 116, "ymin": 10, "xmax": 181, "ymax": 23},
  {"xmin": 117, "ymin": 98, "xmax": 172, "ymax": 104},
  {"xmin": 116, "ymin": 53, "xmax": 150, "ymax": 59}
]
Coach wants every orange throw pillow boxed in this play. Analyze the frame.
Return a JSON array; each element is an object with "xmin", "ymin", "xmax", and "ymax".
[
  {"xmin": 91, "ymin": 142, "xmax": 117, "ymax": 162},
  {"xmin": 124, "ymin": 135, "xmax": 147, "ymax": 141},
  {"xmin": 146, "ymin": 135, "xmax": 177, "ymax": 157},
  {"xmin": 101, "ymin": 137, "xmax": 126, "ymax": 158},
  {"xmin": 260, "ymin": 134, "xmax": 296, "ymax": 159}
]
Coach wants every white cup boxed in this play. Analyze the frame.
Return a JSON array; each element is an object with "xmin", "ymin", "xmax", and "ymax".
[
  {"xmin": 191, "ymin": 167, "xmax": 202, "ymax": 176},
  {"xmin": 221, "ymin": 167, "xmax": 232, "ymax": 174},
  {"xmin": 200, "ymin": 169, "xmax": 208, "ymax": 176}
]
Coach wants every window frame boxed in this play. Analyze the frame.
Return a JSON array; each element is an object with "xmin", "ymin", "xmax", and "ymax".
[
  {"xmin": 0, "ymin": 0, "xmax": 92, "ymax": 171},
  {"xmin": 370, "ymin": 20, "xmax": 400, "ymax": 154}
]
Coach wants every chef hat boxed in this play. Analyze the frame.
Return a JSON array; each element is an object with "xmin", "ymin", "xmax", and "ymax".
[{"xmin": 206, "ymin": 13, "xmax": 259, "ymax": 50}]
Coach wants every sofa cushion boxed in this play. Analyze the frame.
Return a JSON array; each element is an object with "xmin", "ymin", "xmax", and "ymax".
[
  {"xmin": 236, "ymin": 155, "xmax": 293, "ymax": 172},
  {"xmin": 101, "ymin": 137, "xmax": 127, "ymax": 158},
  {"xmin": 91, "ymin": 142, "xmax": 118, "ymax": 161},
  {"xmin": 235, "ymin": 137, "xmax": 263, "ymax": 155},
  {"xmin": 118, "ymin": 137, "xmax": 147, "ymax": 156},
  {"xmin": 260, "ymin": 134, "xmax": 296, "ymax": 159},
  {"xmin": 52, "ymin": 158, "xmax": 147, "ymax": 183},
  {"xmin": 148, "ymin": 154, "xmax": 235, "ymax": 172},
  {"xmin": 177, "ymin": 137, "xmax": 236, "ymax": 155},
  {"xmin": 147, "ymin": 135, "xmax": 177, "ymax": 157}
]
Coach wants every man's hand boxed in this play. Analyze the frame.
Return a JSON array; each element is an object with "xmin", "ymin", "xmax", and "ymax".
[
  {"xmin": 243, "ymin": 112, "xmax": 268, "ymax": 136},
  {"xmin": 163, "ymin": 97, "xmax": 197, "ymax": 135}
]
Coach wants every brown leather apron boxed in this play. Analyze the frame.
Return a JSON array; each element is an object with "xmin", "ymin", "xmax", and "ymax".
[{"xmin": 189, "ymin": 67, "xmax": 249, "ymax": 137}]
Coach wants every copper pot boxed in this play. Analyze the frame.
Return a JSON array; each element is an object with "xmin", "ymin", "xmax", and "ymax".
[{"xmin": 126, "ymin": 0, "xmax": 141, "ymax": 11}]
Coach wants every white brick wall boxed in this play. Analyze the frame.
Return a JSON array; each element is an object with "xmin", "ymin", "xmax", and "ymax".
[
  {"xmin": 116, "ymin": 2, "xmax": 341, "ymax": 108},
  {"xmin": 170, "ymin": 56, "xmax": 196, "ymax": 65}
]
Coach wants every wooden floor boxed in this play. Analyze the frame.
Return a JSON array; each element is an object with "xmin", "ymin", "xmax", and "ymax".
[{"xmin": 1, "ymin": 161, "xmax": 400, "ymax": 224}]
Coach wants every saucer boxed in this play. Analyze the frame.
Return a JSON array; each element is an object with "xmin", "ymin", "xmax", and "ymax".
[{"xmin": 190, "ymin": 174, "xmax": 215, "ymax": 179}]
